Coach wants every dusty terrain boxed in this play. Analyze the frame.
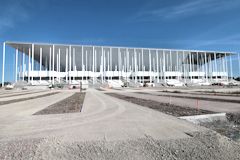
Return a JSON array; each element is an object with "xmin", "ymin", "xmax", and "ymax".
[
  {"xmin": 0, "ymin": 88, "xmax": 240, "ymax": 159},
  {"xmin": 34, "ymin": 92, "xmax": 85, "ymax": 115}
]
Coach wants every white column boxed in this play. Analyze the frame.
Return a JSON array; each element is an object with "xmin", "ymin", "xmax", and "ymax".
[
  {"xmin": 82, "ymin": 46, "xmax": 84, "ymax": 81},
  {"xmin": 73, "ymin": 48, "xmax": 76, "ymax": 81},
  {"xmin": 15, "ymin": 48, "xmax": 18, "ymax": 82},
  {"xmin": 170, "ymin": 50, "xmax": 172, "ymax": 74},
  {"xmin": 141, "ymin": 49, "xmax": 144, "ymax": 83},
  {"xmin": 238, "ymin": 53, "xmax": 240, "ymax": 77},
  {"xmin": 214, "ymin": 52, "xmax": 217, "ymax": 80},
  {"xmin": 176, "ymin": 51, "xmax": 179, "ymax": 80},
  {"xmin": 40, "ymin": 47, "xmax": 42, "ymax": 83},
  {"xmin": 69, "ymin": 45, "xmax": 71, "ymax": 84},
  {"xmin": 1, "ymin": 42, "xmax": 5, "ymax": 87},
  {"xmin": 22, "ymin": 49, "xmax": 26, "ymax": 81},
  {"xmin": 204, "ymin": 52, "xmax": 208, "ymax": 82},
  {"xmin": 134, "ymin": 48, "xmax": 137, "ymax": 83},
  {"xmin": 49, "ymin": 47, "xmax": 52, "ymax": 82},
  {"xmin": 230, "ymin": 54, "xmax": 233, "ymax": 80},
  {"xmin": 110, "ymin": 47, "xmax": 112, "ymax": 80},
  {"xmin": 92, "ymin": 46, "xmax": 94, "ymax": 83},
  {"xmin": 163, "ymin": 50, "xmax": 166, "ymax": 83},
  {"xmin": 59, "ymin": 48, "xmax": 61, "ymax": 82},
  {"xmin": 52, "ymin": 45, "xmax": 55, "ymax": 84},
  {"xmin": 225, "ymin": 53, "xmax": 228, "ymax": 81},
  {"xmin": 28, "ymin": 48, "xmax": 30, "ymax": 83},
  {"xmin": 31, "ymin": 44, "xmax": 35, "ymax": 84},
  {"xmin": 108, "ymin": 49, "xmax": 110, "ymax": 80},
  {"xmin": 101, "ymin": 47, "xmax": 103, "ymax": 83},
  {"xmin": 156, "ymin": 50, "xmax": 159, "ymax": 83},
  {"xmin": 56, "ymin": 53, "xmax": 59, "ymax": 82},
  {"xmin": 149, "ymin": 49, "xmax": 151, "ymax": 83},
  {"xmin": 65, "ymin": 48, "xmax": 68, "ymax": 82},
  {"xmin": 197, "ymin": 52, "xmax": 199, "ymax": 79},
  {"xmin": 183, "ymin": 52, "xmax": 186, "ymax": 83},
  {"xmin": 189, "ymin": 52, "xmax": 192, "ymax": 82},
  {"xmin": 118, "ymin": 48, "xmax": 120, "ymax": 80}
]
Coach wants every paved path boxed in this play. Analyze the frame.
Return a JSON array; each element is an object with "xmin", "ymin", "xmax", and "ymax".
[{"xmin": 0, "ymin": 89, "xmax": 204, "ymax": 142}]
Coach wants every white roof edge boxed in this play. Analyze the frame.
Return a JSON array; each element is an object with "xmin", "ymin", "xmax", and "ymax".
[{"xmin": 4, "ymin": 41, "xmax": 236, "ymax": 54}]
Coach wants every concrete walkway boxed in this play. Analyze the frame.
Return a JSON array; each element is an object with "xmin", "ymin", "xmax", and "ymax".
[{"xmin": 0, "ymin": 89, "xmax": 204, "ymax": 142}]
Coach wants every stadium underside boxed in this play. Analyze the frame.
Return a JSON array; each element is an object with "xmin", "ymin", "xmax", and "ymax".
[{"xmin": 1, "ymin": 41, "xmax": 236, "ymax": 87}]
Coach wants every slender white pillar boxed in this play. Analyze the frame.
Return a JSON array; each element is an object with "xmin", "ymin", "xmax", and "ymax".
[
  {"xmin": 108, "ymin": 49, "xmax": 110, "ymax": 80},
  {"xmin": 56, "ymin": 53, "xmax": 59, "ymax": 82},
  {"xmin": 230, "ymin": 54, "xmax": 233, "ymax": 80},
  {"xmin": 118, "ymin": 48, "xmax": 120, "ymax": 80},
  {"xmin": 49, "ymin": 47, "xmax": 52, "ymax": 82},
  {"xmin": 110, "ymin": 47, "xmax": 112, "ymax": 80},
  {"xmin": 101, "ymin": 47, "xmax": 103, "ymax": 83},
  {"xmin": 214, "ymin": 52, "xmax": 217, "ymax": 80},
  {"xmin": 134, "ymin": 49, "xmax": 137, "ymax": 83},
  {"xmin": 82, "ymin": 46, "xmax": 84, "ymax": 81},
  {"xmin": 69, "ymin": 45, "xmax": 71, "ymax": 84},
  {"xmin": 40, "ymin": 48, "xmax": 42, "ymax": 82},
  {"xmin": 52, "ymin": 45, "xmax": 55, "ymax": 84},
  {"xmin": 176, "ymin": 51, "xmax": 179, "ymax": 80},
  {"xmin": 189, "ymin": 52, "xmax": 192, "ymax": 82},
  {"xmin": 197, "ymin": 52, "xmax": 199, "ymax": 79},
  {"xmin": 92, "ymin": 47, "xmax": 94, "ymax": 83},
  {"xmin": 65, "ymin": 48, "xmax": 68, "ymax": 82},
  {"xmin": 22, "ymin": 49, "xmax": 25, "ymax": 81},
  {"xmin": 163, "ymin": 50, "xmax": 166, "ymax": 83},
  {"xmin": 73, "ymin": 48, "xmax": 76, "ymax": 81},
  {"xmin": 204, "ymin": 52, "xmax": 208, "ymax": 82},
  {"xmin": 183, "ymin": 52, "xmax": 186, "ymax": 83},
  {"xmin": 156, "ymin": 50, "xmax": 159, "ymax": 83},
  {"xmin": 31, "ymin": 44, "xmax": 35, "ymax": 84},
  {"xmin": 238, "ymin": 53, "xmax": 240, "ymax": 77},
  {"xmin": 149, "ymin": 49, "xmax": 151, "ymax": 83},
  {"xmin": 15, "ymin": 48, "xmax": 18, "ymax": 82},
  {"xmin": 170, "ymin": 50, "xmax": 172, "ymax": 80},
  {"xmin": 59, "ymin": 48, "xmax": 61, "ymax": 82},
  {"xmin": 28, "ymin": 48, "xmax": 30, "ymax": 83},
  {"xmin": 1, "ymin": 42, "xmax": 5, "ymax": 87},
  {"xmin": 141, "ymin": 49, "xmax": 144, "ymax": 83}
]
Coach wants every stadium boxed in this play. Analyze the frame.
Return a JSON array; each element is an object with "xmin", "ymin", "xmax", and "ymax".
[{"xmin": 1, "ymin": 41, "xmax": 237, "ymax": 87}]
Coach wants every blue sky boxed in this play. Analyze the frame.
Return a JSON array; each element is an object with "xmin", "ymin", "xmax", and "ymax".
[{"xmin": 0, "ymin": 0, "xmax": 240, "ymax": 82}]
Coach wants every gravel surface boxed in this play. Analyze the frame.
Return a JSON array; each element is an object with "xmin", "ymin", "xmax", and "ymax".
[
  {"xmin": 0, "ymin": 92, "xmax": 59, "ymax": 106},
  {"xmin": 34, "ymin": 92, "xmax": 85, "ymax": 115},
  {"xmin": 200, "ymin": 120, "xmax": 240, "ymax": 142},
  {"xmin": 106, "ymin": 93, "xmax": 215, "ymax": 117},
  {"xmin": 227, "ymin": 113, "xmax": 240, "ymax": 124},
  {"xmin": 147, "ymin": 92, "xmax": 240, "ymax": 104},
  {"xmin": 0, "ymin": 131, "xmax": 240, "ymax": 160}
]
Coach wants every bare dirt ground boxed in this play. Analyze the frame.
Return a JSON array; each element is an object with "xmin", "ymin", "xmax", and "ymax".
[
  {"xmin": 34, "ymin": 92, "xmax": 85, "ymax": 115},
  {"xmin": 106, "ymin": 93, "xmax": 215, "ymax": 116},
  {"xmin": 0, "ymin": 131, "xmax": 240, "ymax": 160},
  {"xmin": 0, "ymin": 92, "xmax": 59, "ymax": 106},
  {"xmin": 1, "ymin": 89, "xmax": 240, "ymax": 159}
]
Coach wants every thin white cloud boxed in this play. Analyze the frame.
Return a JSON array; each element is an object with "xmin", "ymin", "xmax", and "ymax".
[{"xmin": 133, "ymin": 0, "xmax": 240, "ymax": 21}]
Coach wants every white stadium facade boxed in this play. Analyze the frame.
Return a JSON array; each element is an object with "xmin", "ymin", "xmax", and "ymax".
[{"xmin": 2, "ymin": 41, "xmax": 240, "ymax": 87}]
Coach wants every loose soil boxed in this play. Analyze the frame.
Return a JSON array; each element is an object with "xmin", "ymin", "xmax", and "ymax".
[
  {"xmin": 1, "ymin": 131, "xmax": 240, "ymax": 160},
  {"xmin": 34, "ymin": 92, "xmax": 86, "ymax": 115},
  {"xmin": 106, "ymin": 93, "xmax": 215, "ymax": 117},
  {"xmin": 0, "ymin": 92, "xmax": 59, "ymax": 106},
  {"xmin": 144, "ymin": 92, "xmax": 240, "ymax": 104},
  {"xmin": 200, "ymin": 120, "xmax": 240, "ymax": 142}
]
